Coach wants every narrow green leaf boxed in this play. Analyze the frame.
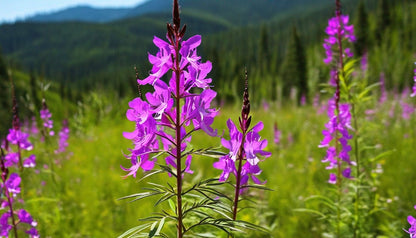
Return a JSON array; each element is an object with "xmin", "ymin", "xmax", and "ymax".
[
  {"xmin": 117, "ymin": 224, "xmax": 152, "ymax": 238},
  {"xmin": 293, "ymin": 208, "xmax": 326, "ymax": 218},
  {"xmin": 148, "ymin": 221, "xmax": 158, "ymax": 237},
  {"xmin": 168, "ymin": 199, "xmax": 176, "ymax": 214}
]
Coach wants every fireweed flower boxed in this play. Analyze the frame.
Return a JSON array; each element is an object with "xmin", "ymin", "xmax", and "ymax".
[
  {"xmin": 360, "ymin": 51, "xmax": 368, "ymax": 73},
  {"xmin": 214, "ymin": 72, "xmax": 271, "ymax": 189},
  {"xmin": 273, "ymin": 122, "xmax": 281, "ymax": 145},
  {"xmin": 300, "ymin": 94, "xmax": 306, "ymax": 106},
  {"xmin": 30, "ymin": 117, "xmax": 39, "ymax": 135},
  {"xmin": 329, "ymin": 69, "xmax": 337, "ymax": 87},
  {"xmin": 320, "ymin": 1, "xmax": 356, "ymax": 184},
  {"xmin": 0, "ymin": 212, "xmax": 12, "ymax": 237},
  {"xmin": 411, "ymin": 63, "xmax": 416, "ymax": 98},
  {"xmin": 214, "ymin": 73, "xmax": 270, "ymax": 222},
  {"xmin": 323, "ymin": 14, "xmax": 356, "ymax": 65},
  {"xmin": 6, "ymin": 129, "xmax": 33, "ymax": 151},
  {"xmin": 55, "ymin": 119, "xmax": 70, "ymax": 154},
  {"xmin": 0, "ymin": 150, "xmax": 39, "ymax": 238},
  {"xmin": 214, "ymin": 119, "xmax": 270, "ymax": 185},
  {"xmin": 5, "ymin": 129, "xmax": 36, "ymax": 169},
  {"xmin": 319, "ymin": 98, "xmax": 354, "ymax": 184},
  {"xmin": 405, "ymin": 205, "xmax": 416, "ymax": 238},
  {"xmin": 379, "ymin": 73, "xmax": 387, "ymax": 104},
  {"xmin": 40, "ymin": 100, "xmax": 54, "ymax": 137},
  {"xmin": 123, "ymin": 34, "xmax": 218, "ymax": 178},
  {"xmin": 400, "ymin": 99, "xmax": 415, "ymax": 120},
  {"xmin": 5, "ymin": 128, "xmax": 36, "ymax": 169}
]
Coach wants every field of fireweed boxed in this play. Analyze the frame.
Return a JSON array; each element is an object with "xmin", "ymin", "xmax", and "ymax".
[{"xmin": 1, "ymin": 0, "xmax": 416, "ymax": 237}]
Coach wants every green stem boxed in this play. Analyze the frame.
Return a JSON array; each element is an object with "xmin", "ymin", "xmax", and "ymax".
[{"xmin": 352, "ymin": 102, "xmax": 360, "ymax": 238}]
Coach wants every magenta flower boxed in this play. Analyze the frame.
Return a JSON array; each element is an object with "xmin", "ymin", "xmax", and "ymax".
[
  {"xmin": 405, "ymin": 205, "xmax": 416, "ymax": 238},
  {"xmin": 23, "ymin": 155, "xmax": 36, "ymax": 168},
  {"xmin": 319, "ymin": 98, "xmax": 354, "ymax": 183},
  {"xmin": 55, "ymin": 119, "xmax": 70, "ymax": 154},
  {"xmin": 273, "ymin": 123, "xmax": 281, "ymax": 145},
  {"xmin": 18, "ymin": 209, "xmax": 37, "ymax": 227},
  {"xmin": 329, "ymin": 69, "xmax": 337, "ymax": 87},
  {"xmin": 5, "ymin": 129, "xmax": 36, "ymax": 169},
  {"xmin": 4, "ymin": 173, "xmax": 21, "ymax": 196},
  {"xmin": 30, "ymin": 117, "xmax": 39, "ymax": 135},
  {"xmin": 40, "ymin": 100, "xmax": 54, "ymax": 136},
  {"xmin": 26, "ymin": 227, "xmax": 40, "ymax": 238},
  {"xmin": 123, "ymin": 32, "xmax": 218, "ymax": 178},
  {"xmin": 323, "ymin": 15, "xmax": 356, "ymax": 65},
  {"xmin": 411, "ymin": 63, "xmax": 416, "ymax": 97},
  {"xmin": 360, "ymin": 51, "xmax": 368, "ymax": 72},
  {"xmin": 138, "ymin": 36, "xmax": 173, "ymax": 86},
  {"xmin": 4, "ymin": 153, "xmax": 19, "ymax": 167},
  {"xmin": 214, "ymin": 119, "xmax": 271, "ymax": 187},
  {"xmin": 401, "ymin": 99, "xmax": 415, "ymax": 120},
  {"xmin": 6, "ymin": 129, "xmax": 33, "ymax": 151},
  {"xmin": 0, "ymin": 212, "xmax": 12, "ymax": 236},
  {"xmin": 262, "ymin": 100, "xmax": 270, "ymax": 111},
  {"xmin": 300, "ymin": 94, "xmax": 306, "ymax": 106}
]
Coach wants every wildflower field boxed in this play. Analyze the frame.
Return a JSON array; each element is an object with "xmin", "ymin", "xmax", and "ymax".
[
  {"xmin": 1, "ymin": 0, "xmax": 416, "ymax": 237},
  {"xmin": 9, "ymin": 95, "xmax": 416, "ymax": 237}
]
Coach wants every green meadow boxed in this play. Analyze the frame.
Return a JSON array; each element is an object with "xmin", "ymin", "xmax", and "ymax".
[{"xmin": 15, "ymin": 94, "xmax": 416, "ymax": 237}]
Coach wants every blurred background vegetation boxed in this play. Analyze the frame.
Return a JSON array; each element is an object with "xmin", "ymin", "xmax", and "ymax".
[{"xmin": 1, "ymin": 0, "xmax": 415, "ymax": 127}]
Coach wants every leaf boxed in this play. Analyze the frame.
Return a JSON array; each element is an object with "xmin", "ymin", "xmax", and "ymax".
[
  {"xmin": 293, "ymin": 208, "xmax": 326, "ymax": 218},
  {"xmin": 240, "ymin": 184, "xmax": 273, "ymax": 191},
  {"xmin": 192, "ymin": 232, "xmax": 217, "ymax": 237},
  {"xmin": 168, "ymin": 199, "xmax": 176, "ymax": 214},
  {"xmin": 148, "ymin": 221, "xmax": 158, "ymax": 237},
  {"xmin": 368, "ymin": 149, "xmax": 395, "ymax": 163},
  {"xmin": 118, "ymin": 191, "xmax": 163, "ymax": 203},
  {"xmin": 117, "ymin": 224, "xmax": 152, "ymax": 238},
  {"xmin": 138, "ymin": 169, "xmax": 165, "ymax": 183},
  {"xmin": 155, "ymin": 217, "xmax": 166, "ymax": 235},
  {"xmin": 303, "ymin": 195, "xmax": 336, "ymax": 210},
  {"xmin": 357, "ymin": 82, "xmax": 380, "ymax": 100}
]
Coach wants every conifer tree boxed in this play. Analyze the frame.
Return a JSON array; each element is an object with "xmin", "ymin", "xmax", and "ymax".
[
  {"xmin": 0, "ymin": 48, "xmax": 6, "ymax": 79},
  {"xmin": 30, "ymin": 72, "xmax": 41, "ymax": 111},
  {"xmin": 354, "ymin": 0, "xmax": 369, "ymax": 57},
  {"xmin": 375, "ymin": 0, "xmax": 391, "ymax": 44},
  {"xmin": 0, "ymin": 48, "xmax": 10, "ymax": 135},
  {"xmin": 280, "ymin": 26, "xmax": 307, "ymax": 103},
  {"xmin": 258, "ymin": 24, "xmax": 270, "ymax": 73}
]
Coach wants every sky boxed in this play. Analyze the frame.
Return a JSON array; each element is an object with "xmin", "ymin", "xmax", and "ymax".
[{"xmin": 0, "ymin": 0, "xmax": 148, "ymax": 23}]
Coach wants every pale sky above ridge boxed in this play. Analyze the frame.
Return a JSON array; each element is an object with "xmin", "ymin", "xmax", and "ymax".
[{"xmin": 0, "ymin": 0, "xmax": 148, "ymax": 23}]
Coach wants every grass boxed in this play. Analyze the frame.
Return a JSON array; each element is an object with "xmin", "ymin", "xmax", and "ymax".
[{"xmin": 15, "ymin": 93, "xmax": 416, "ymax": 237}]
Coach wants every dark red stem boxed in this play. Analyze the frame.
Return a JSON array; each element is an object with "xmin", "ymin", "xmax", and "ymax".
[
  {"xmin": 10, "ymin": 76, "xmax": 23, "ymax": 171},
  {"xmin": 232, "ymin": 131, "xmax": 247, "ymax": 220},
  {"xmin": 169, "ymin": 0, "xmax": 184, "ymax": 236},
  {"xmin": 1, "ymin": 149, "xmax": 18, "ymax": 238},
  {"xmin": 232, "ymin": 70, "xmax": 251, "ymax": 220}
]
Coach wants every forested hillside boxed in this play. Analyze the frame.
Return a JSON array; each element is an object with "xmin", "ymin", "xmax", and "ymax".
[
  {"xmin": 0, "ymin": 0, "xmax": 414, "ymax": 102},
  {"xmin": 0, "ymin": 0, "xmax": 346, "ymax": 92}
]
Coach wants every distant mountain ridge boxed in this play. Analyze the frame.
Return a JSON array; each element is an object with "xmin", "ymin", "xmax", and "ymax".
[
  {"xmin": 0, "ymin": 0, "xmax": 357, "ymax": 90},
  {"xmin": 24, "ymin": 0, "xmax": 334, "ymax": 24},
  {"xmin": 26, "ymin": 5, "xmax": 132, "ymax": 23},
  {"xmin": 25, "ymin": 0, "xmax": 172, "ymax": 23}
]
